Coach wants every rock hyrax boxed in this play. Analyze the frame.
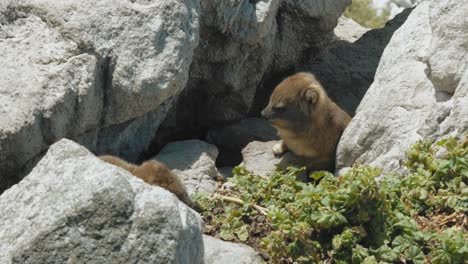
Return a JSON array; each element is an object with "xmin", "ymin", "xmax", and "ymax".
[
  {"xmin": 261, "ymin": 72, "xmax": 351, "ymax": 171},
  {"xmin": 99, "ymin": 155, "xmax": 193, "ymax": 207}
]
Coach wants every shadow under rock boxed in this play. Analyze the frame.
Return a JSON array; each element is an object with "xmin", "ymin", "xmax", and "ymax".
[{"xmin": 304, "ymin": 9, "xmax": 413, "ymax": 116}]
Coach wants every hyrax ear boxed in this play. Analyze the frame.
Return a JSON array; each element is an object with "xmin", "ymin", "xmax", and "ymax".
[{"xmin": 303, "ymin": 89, "xmax": 319, "ymax": 104}]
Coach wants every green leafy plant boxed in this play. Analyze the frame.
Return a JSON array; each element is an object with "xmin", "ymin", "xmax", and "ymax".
[
  {"xmin": 344, "ymin": 0, "xmax": 390, "ymax": 28},
  {"xmin": 196, "ymin": 133, "xmax": 468, "ymax": 263}
]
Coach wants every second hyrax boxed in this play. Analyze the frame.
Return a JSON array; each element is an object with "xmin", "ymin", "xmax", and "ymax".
[
  {"xmin": 261, "ymin": 72, "xmax": 351, "ymax": 171},
  {"xmin": 99, "ymin": 155, "xmax": 194, "ymax": 208}
]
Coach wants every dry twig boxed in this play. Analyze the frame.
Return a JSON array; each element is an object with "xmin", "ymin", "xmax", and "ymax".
[
  {"xmin": 219, "ymin": 195, "xmax": 269, "ymax": 216},
  {"xmin": 438, "ymin": 212, "xmax": 458, "ymax": 226}
]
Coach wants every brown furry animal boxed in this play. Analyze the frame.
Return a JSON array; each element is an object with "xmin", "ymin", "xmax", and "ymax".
[
  {"xmin": 261, "ymin": 72, "xmax": 351, "ymax": 171},
  {"xmin": 99, "ymin": 155, "xmax": 193, "ymax": 208}
]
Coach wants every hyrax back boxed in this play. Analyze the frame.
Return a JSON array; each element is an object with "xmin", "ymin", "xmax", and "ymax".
[
  {"xmin": 99, "ymin": 155, "xmax": 193, "ymax": 207},
  {"xmin": 261, "ymin": 72, "xmax": 351, "ymax": 171}
]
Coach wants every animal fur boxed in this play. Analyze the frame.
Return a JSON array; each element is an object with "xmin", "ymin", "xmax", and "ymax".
[
  {"xmin": 99, "ymin": 155, "xmax": 193, "ymax": 207},
  {"xmin": 261, "ymin": 72, "xmax": 351, "ymax": 171}
]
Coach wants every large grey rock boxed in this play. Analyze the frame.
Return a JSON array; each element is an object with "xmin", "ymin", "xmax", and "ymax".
[
  {"xmin": 304, "ymin": 10, "xmax": 411, "ymax": 115},
  {"xmin": 333, "ymin": 16, "xmax": 370, "ymax": 43},
  {"xmin": 240, "ymin": 141, "xmax": 282, "ymax": 178},
  {"xmin": 207, "ymin": 118, "xmax": 279, "ymax": 165},
  {"xmin": 240, "ymin": 141, "xmax": 307, "ymax": 181},
  {"xmin": 207, "ymin": 118, "xmax": 278, "ymax": 151},
  {"xmin": 426, "ymin": 0, "xmax": 467, "ymax": 94},
  {"xmin": 157, "ymin": 0, "xmax": 351, "ymax": 135},
  {"xmin": 337, "ymin": 0, "xmax": 468, "ymax": 172},
  {"xmin": 155, "ymin": 140, "xmax": 219, "ymax": 195},
  {"xmin": 0, "ymin": 0, "xmax": 199, "ymax": 191},
  {"xmin": 0, "ymin": 139, "xmax": 204, "ymax": 264},
  {"xmin": 218, "ymin": 166, "xmax": 234, "ymax": 179},
  {"xmin": 203, "ymin": 235, "xmax": 262, "ymax": 264}
]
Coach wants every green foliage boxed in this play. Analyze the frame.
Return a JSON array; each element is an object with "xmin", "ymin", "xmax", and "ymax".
[
  {"xmin": 344, "ymin": 0, "xmax": 390, "ymax": 28},
  {"xmin": 196, "ymin": 134, "xmax": 468, "ymax": 263},
  {"xmin": 399, "ymin": 136, "xmax": 468, "ymax": 214}
]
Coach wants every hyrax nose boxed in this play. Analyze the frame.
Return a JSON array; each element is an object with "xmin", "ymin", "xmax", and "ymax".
[{"xmin": 261, "ymin": 109, "xmax": 269, "ymax": 119}]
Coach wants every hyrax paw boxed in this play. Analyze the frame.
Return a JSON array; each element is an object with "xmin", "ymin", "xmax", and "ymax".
[{"xmin": 272, "ymin": 143, "xmax": 285, "ymax": 157}]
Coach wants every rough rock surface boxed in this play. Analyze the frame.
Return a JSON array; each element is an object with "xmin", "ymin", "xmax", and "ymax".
[
  {"xmin": 203, "ymin": 235, "xmax": 263, "ymax": 264},
  {"xmin": 240, "ymin": 141, "xmax": 308, "ymax": 181},
  {"xmin": 337, "ymin": 0, "xmax": 468, "ymax": 172},
  {"xmin": 154, "ymin": 140, "xmax": 219, "ymax": 195},
  {"xmin": 189, "ymin": 0, "xmax": 351, "ymax": 123},
  {"xmin": 0, "ymin": 0, "xmax": 199, "ymax": 191},
  {"xmin": 207, "ymin": 117, "xmax": 279, "ymax": 165},
  {"xmin": 0, "ymin": 139, "xmax": 204, "ymax": 264},
  {"xmin": 218, "ymin": 166, "xmax": 234, "ymax": 179},
  {"xmin": 333, "ymin": 16, "xmax": 370, "ymax": 43},
  {"xmin": 156, "ymin": 0, "xmax": 351, "ymax": 140},
  {"xmin": 304, "ymin": 10, "xmax": 411, "ymax": 115}
]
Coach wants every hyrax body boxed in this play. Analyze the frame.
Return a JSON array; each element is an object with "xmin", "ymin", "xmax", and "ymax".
[
  {"xmin": 99, "ymin": 155, "xmax": 193, "ymax": 207},
  {"xmin": 261, "ymin": 72, "xmax": 351, "ymax": 171}
]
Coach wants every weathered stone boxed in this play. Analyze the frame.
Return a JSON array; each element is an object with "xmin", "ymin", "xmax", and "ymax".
[
  {"xmin": 218, "ymin": 166, "xmax": 234, "ymax": 179},
  {"xmin": 207, "ymin": 117, "xmax": 279, "ymax": 165},
  {"xmin": 154, "ymin": 140, "xmax": 219, "ymax": 195},
  {"xmin": 157, "ymin": 0, "xmax": 351, "ymax": 137},
  {"xmin": 96, "ymin": 99, "xmax": 173, "ymax": 162},
  {"xmin": 0, "ymin": 0, "xmax": 199, "ymax": 191},
  {"xmin": 240, "ymin": 141, "xmax": 308, "ymax": 181},
  {"xmin": 336, "ymin": 0, "xmax": 468, "ymax": 172},
  {"xmin": 333, "ymin": 16, "xmax": 370, "ymax": 43},
  {"xmin": 208, "ymin": 118, "xmax": 278, "ymax": 151},
  {"xmin": 0, "ymin": 139, "xmax": 204, "ymax": 264},
  {"xmin": 304, "ymin": 9, "xmax": 411, "ymax": 115},
  {"xmin": 426, "ymin": 0, "xmax": 468, "ymax": 94},
  {"xmin": 203, "ymin": 235, "xmax": 262, "ymax": 264}
]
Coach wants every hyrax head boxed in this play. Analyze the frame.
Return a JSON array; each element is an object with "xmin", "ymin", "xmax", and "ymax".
[{"xmin": 261, "ymin": 72, "xmax": 324, "ymax": 131}]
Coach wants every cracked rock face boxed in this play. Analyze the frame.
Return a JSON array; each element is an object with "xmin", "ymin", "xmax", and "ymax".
[
  {"xmin": 240, "ymin": 140, "xmax": 308, "ymax": 181},
  {"xmin": 163, "ymin": 0, "xmax": 351, "ymax": 129},
  {"xmin": 207, "ymin": 117, "xmax": 279, "ymax": 166},
  {"xmin": 0, "ymin": 139, "xmax": 204, "ymax": 264},
  {"xmin": 0, "ymin": 0, "xmax": 199, "ymax": 191},
  {"xmin": 336, "ymin": 0, "xmax": 468, "ymax": 173},
  {"xmin": 154, "ymin": 139, "xmax": 219, "ymax": 195},
  {"xmin": 305, "ymin": 11, "xmax": 410, "ymax": 115},
  {"xmin": 203, "ymin": 235, "xmax": 263, "ymax": 264}
]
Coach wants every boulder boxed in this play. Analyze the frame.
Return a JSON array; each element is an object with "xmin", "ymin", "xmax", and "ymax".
[
  {"xmin": 240, "ymin": 141, "xmax": 308, "ymax": 181},
  {"xmin": 218, "ymin": 167, "xmax": 234, "ymax": 179},
  {"xmin": 426, "ymin": 0, "xmax": 467, "ymax": 94},
  {"xmin": 336, "ymin": 0, "xmax": 468, "ymax": 172},
  {"xmin": 304, "ymin": 10, "xmax": 411, "ymax": 115},
  {"xmin": 154, "ymin": 140, "xmax": 219, "ymax": 195},
  {"xmin": 333, "ymin": 16, "xmax": 370, "ymax": 43},
  {"xmin": 0, "ymin": 0, "xmax": 199, "ymax": 191},
  {"xmin": 0, "ymin": 139, "xmax": 204, "ymax": 264},
  {"xmin": 157, "ymin": 0, "xmax": 351, "ymax": 136},
  {"xmin": 207, "ymin": 117, "xmax": 279, "ymax": 165},
  {"xmin": 203, "ymin": 235, "xmax": 263, "ymax": 264}
]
